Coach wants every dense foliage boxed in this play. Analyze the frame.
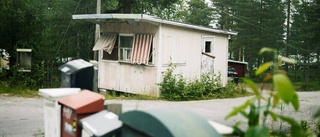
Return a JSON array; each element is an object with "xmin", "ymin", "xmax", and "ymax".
[{"xmin": 0, "ymin": 0, "xmax": 96, "ymax": 88}]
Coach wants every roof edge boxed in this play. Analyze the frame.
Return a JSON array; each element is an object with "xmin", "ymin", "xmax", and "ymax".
[
  {"xmin": 228, "ymin": 60, "xmax": 248, "ymax": 65},
  {"xmin": 72, "ymin": 14, "xmax": 238, "ymax": 36}
]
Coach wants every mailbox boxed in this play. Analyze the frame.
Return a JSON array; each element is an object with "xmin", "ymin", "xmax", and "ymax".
[
  {"xmin": 39, "ymin": 88, "xmax": 81, "ymax": 137},
  {"xmin": 58, "ymin": 90, "xmax": 104, "ymax": 137},
  {"xmin": 119, "ymin": 109, "xmax": 221, "ymax": 137},
  {"xmin": 80, "ymin": 110, "xmax": 122, "ymax": 137},
  {"xmin": 58, "ymin": 59, "xmax": 94, "ymax": 91}
]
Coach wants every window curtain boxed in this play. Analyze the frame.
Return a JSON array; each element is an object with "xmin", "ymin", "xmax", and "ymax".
[
  {"xmin": 92, "ymin": 33, "xmax": 117, "ymax": 54},
  {"xmin": 131, "ymin": 34, "xmax": 153, "ymax": 65}
]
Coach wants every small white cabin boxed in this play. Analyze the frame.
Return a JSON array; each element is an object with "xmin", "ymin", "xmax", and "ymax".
[{"xmin": 73, "ymin": 14, "xmax": 237, "ymax": 96}]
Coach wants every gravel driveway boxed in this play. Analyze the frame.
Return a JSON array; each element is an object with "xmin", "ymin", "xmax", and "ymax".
[{"xmin": 0, "ymin": 91, "xmax": 319, "ymax": 137}]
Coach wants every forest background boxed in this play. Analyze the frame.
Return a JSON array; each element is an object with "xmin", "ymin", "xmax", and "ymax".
[{"xmin": 0, "ymin": 0, "xmax": 319, "ymax": 90}]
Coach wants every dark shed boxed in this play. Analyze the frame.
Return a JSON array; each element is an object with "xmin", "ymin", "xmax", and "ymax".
[{"xmin": 228, "ymin": 60, "xmax": 248, "ymax": 77}]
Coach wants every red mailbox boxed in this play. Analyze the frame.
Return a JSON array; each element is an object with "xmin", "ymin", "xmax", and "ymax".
[{"xmin": 58, "ymin": 90, "xmax": 104, "ymax": 137}]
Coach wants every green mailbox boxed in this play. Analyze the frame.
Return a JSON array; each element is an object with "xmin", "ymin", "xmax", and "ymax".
[{"xmin": 119, "ymin": 109, "xmax": 221, "ymax": 137}]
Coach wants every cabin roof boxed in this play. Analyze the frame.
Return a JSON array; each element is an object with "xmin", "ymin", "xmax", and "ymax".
[{"xmin": 72, "ymin": 14, "xmax": 237, "ymax": 36}]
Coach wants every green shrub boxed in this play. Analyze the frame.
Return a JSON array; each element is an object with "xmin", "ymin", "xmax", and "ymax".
[
  {"xmin": 158, "ymin": 63, "xmax": 247, "ymax": 101},
  {"xmin": 217, "ymin": 82, "xmax": 249, "ymax": 98},
  {"xmin": 201, "ymin": 72, "xmax": 222, "ymax": 95},
  {"xmin": 158, "ymin": 63, "xmax": 186, "ymax": 100}
]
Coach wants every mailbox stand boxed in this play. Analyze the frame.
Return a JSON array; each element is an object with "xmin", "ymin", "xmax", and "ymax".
[
  {"xmin": 39, "ymin": 88, "xmax": 81, "ymax": 137},
  {"xmin": 58, "ymin": 90, "xmax": 104, "ymax": 137}
]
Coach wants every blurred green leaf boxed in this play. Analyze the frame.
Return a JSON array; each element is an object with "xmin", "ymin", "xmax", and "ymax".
[
  {"xmin": 272, "ymin": 94, "xmax": 279, "ymax": 108},
  {"xmin": 270, "ymin": 111, "xmax": 278, "ymax": 121},
  {"xmin": 248, "ymin": 103, "xmax": 259, "ymax": 126},
  {"xmin": 279, "ymin": 56, "xmax": 297, "ymax": 64},
  {"xmin": 259, "ymin": 47, "xmax": 274, "ymax": 54},
  {"xmin": 225, "ymin": 99, "xmax": 251, "ymax": 120},
  {"xmin": 245, "ymin": 126, "xmax": 270, "ymax": 137},
  {"xmin": 313, "ymin": 108, "xmax": 320, "ymax": 119},
  {"xmin": 278, "ymin": 115, "xmax": 304, "ymax": 137},
  {"xmin": 243, "ymin": 78, "xmax": 260, "ymax": 96},
  {"xmin": 290, "ymin": 125, "xmax": 305, "ymax": 137},
  {"xmin": 255, "ymin": 62, "xmax": 273, "ymax": 75},
  {"xmin": 278, "ymin": 115, "xmax": 299, "ymax": 126},
  {"xmin": 232, "ymin": 124, "xmax": 245, "ymax": 137},
  {"xmin": 235, "ymin": 121, "xmax": 243, "ymax": 127},
  {"xmin": 273, "ymin": 74, "xmax": 299, "ymax": 111},
  {"xmin": 291, "ymin": 94, "xmax": 299, "ymax": 111},
  {"xmin": 240, "ymin": 110, "xmax": 249, "ymax": 119}
]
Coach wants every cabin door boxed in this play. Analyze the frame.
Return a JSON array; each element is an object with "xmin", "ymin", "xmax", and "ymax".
[{"xmin": 201, "ymin": 37, "xmax": 215, "ymax": 77}]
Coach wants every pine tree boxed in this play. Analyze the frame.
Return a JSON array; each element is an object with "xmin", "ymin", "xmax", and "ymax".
[{"xmin": 212, "ymin": 0, "xmax": 286, "ymax": 77}]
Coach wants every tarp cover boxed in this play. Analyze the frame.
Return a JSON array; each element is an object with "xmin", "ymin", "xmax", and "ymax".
[
  {"xmin": 131, "ymin": 34, "xmax": 153, "ymax": 65},
  {"xmin": 92, "ymin": 33, "xmax": 117, "ymax": 54}
]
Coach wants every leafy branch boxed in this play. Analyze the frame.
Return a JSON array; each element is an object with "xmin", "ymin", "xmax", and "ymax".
[{"xmin": 225, "ymin": 47, "xmax": 305, "ymax": 137}]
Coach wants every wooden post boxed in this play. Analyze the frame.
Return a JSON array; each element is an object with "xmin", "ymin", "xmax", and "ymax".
[
  {"xmin": 285, "ymin": 0, "xmax": 290, "ymax": 72},
  {"xmin": 94, "ymin": 0, "xmax": 101, "ymax": 60}
]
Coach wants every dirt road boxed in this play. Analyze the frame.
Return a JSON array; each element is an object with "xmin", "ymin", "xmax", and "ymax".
[{"xmin": 0, "ymin": 91, "xmax": 319, "ymax": 137}]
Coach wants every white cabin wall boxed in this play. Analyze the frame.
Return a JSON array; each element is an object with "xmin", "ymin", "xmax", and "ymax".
[
  {"xmin": 158, "ymin": 24, "xmax": 229, "ymax": 86},
  {"xmin": 159, "ymin": 24, "xmax": 202, "ymax": 79},
  {"xmin": 213, "ymin": 36, "xmax": 229, "ymax": 86}
]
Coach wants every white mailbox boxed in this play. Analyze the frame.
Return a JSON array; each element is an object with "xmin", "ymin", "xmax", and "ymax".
[{"xmin": 39, "ymin": 88, "xmax": 81, "ymax": 137}]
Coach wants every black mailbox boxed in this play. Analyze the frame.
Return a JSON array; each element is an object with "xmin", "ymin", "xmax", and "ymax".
[{"xmin": 59, "ymin": 59, "xmax": 94, "ymax": 91}]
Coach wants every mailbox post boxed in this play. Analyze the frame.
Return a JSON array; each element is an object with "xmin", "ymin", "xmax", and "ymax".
[{"xmin": 58, "ymin": 90, "xmax": 104, "ymax": 137}]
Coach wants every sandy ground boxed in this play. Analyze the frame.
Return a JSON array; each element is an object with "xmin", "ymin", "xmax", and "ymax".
[{"xmin": 0, "ymin": 91, "xmax": 319, "ymax": 137}]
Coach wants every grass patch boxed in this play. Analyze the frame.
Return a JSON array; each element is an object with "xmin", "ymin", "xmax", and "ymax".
[
  {"xmin": 294, "ymin": 81, "xmax": 320, "ymax": 91},
  {"xmin": 103, "ymin": 90, "xmax": 158, "ymax": 100},
  {"xmin": 0, "ymin": 80, "xmax": 251, "ymax": 100},
  {"xmin": 0, "ymin": 76, "xmax": 251, "ymax": 100},
  {"xmin": 101, "ymin": 82, "xmax": 251, "ymax": 101},
  {"xmin": 215, "ymin": 82, "xmax": 252, "ymax": 98},
  {"xmin": 0, "ymin": 81, "xmax": 40, "ymax": 98}
]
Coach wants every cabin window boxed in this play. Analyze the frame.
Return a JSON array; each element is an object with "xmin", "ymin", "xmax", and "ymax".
[
  {"xmin": 102, "ymin": 38, "xmax": 118, "ymax": 60},
  {"xmin": 101, "ymin": 33, "xmax": 154, "ymax": 65},
  {"xmin": 205, "ymin": 41, "xmax": 211, "ymax": 53},
  {"xmin": 202, "ymin": 36, "xmax": 214, "ymax": 54},
  {"xmin": 119, "ymin": 34, "xmax": 134, "ymax": 62},
  {"xmin": 148, "ymin": 42, "xmax": 153, "ymax": 63}
]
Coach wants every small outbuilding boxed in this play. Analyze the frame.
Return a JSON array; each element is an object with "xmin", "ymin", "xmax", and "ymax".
[
  {"xmin": 228, "ymin": 60, "xmax": 248, "ymax": 77},
  {"xmin": 73, "ymin": 14, "xmax": 237, "ymax": 96}
]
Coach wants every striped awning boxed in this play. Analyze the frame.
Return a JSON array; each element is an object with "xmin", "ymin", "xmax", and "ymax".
[
  {"xmin": 131, "ymin": 34, "xmax": 153, "ymax": 65},
  {"xmin": 92, "ymin": 33, "xmax": 117, "ymax": 54}
]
